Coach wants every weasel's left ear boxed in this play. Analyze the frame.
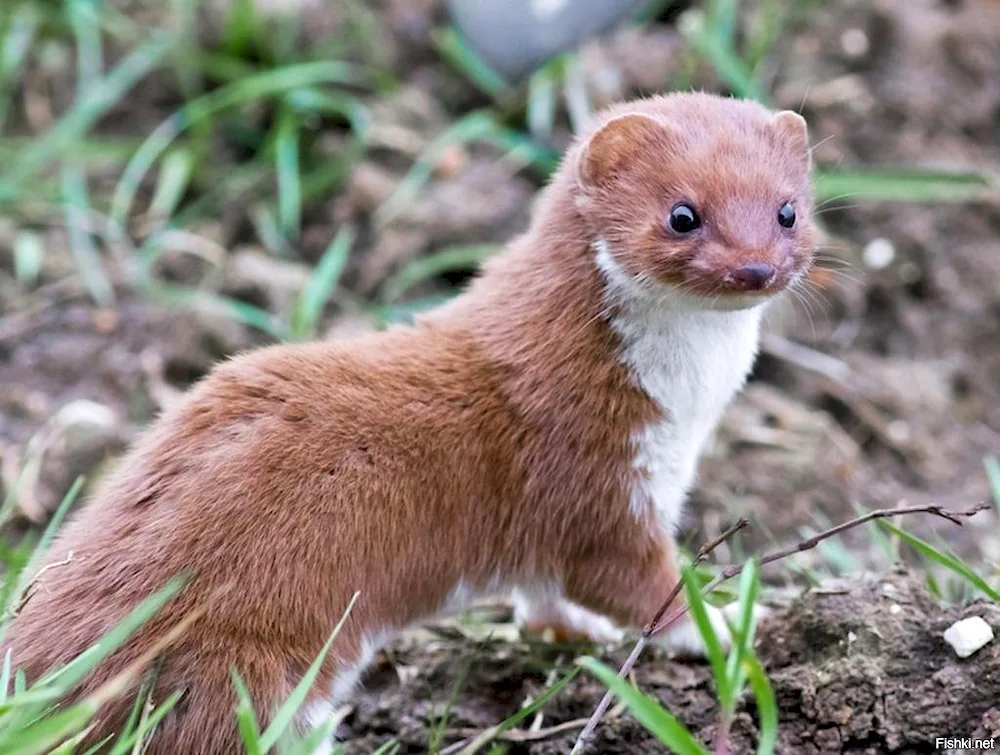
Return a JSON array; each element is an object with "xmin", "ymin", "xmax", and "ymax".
[
  {"xmin": 771, "ymin": 110, "xmax": 810, "ymax": 166},
  {"xmin": 576, "ymin": 112, "xmax": 674, "ymax": 190}
]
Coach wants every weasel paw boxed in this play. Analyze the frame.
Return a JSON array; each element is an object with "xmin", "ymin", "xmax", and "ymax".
[{"xmin": 513, "ymin": 590, "xmax": 624, "ymax": 645}]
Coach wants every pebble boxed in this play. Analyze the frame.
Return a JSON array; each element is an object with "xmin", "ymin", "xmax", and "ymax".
[
  {"xmin": 863, "ymin": 237, "xmax": 895, "ymax": 269},
  {"xmin": 943, "ymin": 616, "xmax": 994, "ymax": 658}
]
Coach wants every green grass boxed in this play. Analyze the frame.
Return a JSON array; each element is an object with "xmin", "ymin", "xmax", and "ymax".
[
  {"xmin": 877, "ymin": 519, "xmax": 1000, "ymax": 603},
  {"xmin": 578, "ymin": 560, "xmax": 777, "ymax": 755}
]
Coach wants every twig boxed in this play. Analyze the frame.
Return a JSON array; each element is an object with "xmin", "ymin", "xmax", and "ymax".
[
  {"xmin": 10, "ymin": 551, "xmax": 74, "ymax": 618},
  {"xmin": 442, "ymin": 701, "xmax": 628, "ymax": 755},
  {"xmin": 759, "ymin": 333, "xmax": 922, "ymax": 467},
  {"xmin": 650, "ymin": 501, "xmax": 989, "ymax": 636},
  {"xmin": 441, "ymin": 718, "xmax": 588, "ymax": 754},
  {"xmin": 760, "ymin": 332, "xmax": 852, "ymax": 386},
  {"xmin": 644, "ymin": 518, "xmax": 750, "ymax": 635},
  {"xmin": 572, "ymin": 501, "xmax": 988, "ymax": 753},
  {"xmin": 571, "ymin": 518, "xmax": 749, "ymax": 754}
]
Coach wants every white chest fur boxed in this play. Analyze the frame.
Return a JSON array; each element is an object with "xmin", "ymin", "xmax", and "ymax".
[{"xmin": 595, "ymin": 241, "xmax": 764, "ymax": 535}]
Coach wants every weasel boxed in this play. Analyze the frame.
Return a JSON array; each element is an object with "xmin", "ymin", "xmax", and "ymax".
[{"xmin": 3, "ymin": 92, "xmax": 814, "ymax": 753}]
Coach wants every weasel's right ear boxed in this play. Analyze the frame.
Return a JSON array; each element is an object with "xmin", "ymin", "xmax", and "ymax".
[
  {"xmin": 576, "ymin": 113, "xmax": 673, "ymax": 190},
  {"xmin": 771, "ymin": 110, "xmax": 810, "ymax": 167}
]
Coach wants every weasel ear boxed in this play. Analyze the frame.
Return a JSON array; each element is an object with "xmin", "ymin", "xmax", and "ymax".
[
  {"xmin": 771, "ymin": 110, "xmax": 810, "ymax": 164},
  {"xmin": 577, "ymin": 113, "xmax": 673, "ymax": 189}
]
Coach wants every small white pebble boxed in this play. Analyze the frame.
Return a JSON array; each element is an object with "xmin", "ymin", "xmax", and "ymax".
[
  {"xmin": 889, "ymin": 604, "xmax": 902, "ymax": 615},
  {"xmin": 847, "ymin": 631, "xmax": 857, "ymax": 644},
  {"xmin": 943, "ymin": 616, "xmax": 994, "ymax": 658},
  {"xmin": 840, "ymin": 28, "xmax": 870, "ymax": 59},
  {"xmin": 886, "ymin": 420, "xmax": 911, "ymax": 443},
  {"xmin": 863, "ymin": 237, "xmax": 895, "ymax": 269}
]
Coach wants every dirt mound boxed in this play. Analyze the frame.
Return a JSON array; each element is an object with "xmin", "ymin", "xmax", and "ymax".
[{"xmin": 341, "ymin": 573, "xmax": 1000, "ymax": 753}]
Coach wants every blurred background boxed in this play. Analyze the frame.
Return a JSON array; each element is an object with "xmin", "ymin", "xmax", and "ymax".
[{"xmin": 0, "ymin": 0, "xmax": 998, "ymax": 629}]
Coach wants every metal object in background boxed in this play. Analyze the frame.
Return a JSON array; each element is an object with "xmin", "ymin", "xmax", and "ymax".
[{"xmin": 445, "ymin": 0, "xmax": 650, "ymax": 82}]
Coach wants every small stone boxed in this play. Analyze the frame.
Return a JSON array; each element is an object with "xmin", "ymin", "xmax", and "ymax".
[
  {"xmin": 889, "ymin": 603, "xmax": 902, "ymax": 615},
  {"xmin": 863, "ymin": 237, "xmax": 895, "ymax": 269},
  {"xmin": 886, "ymin": 420, "xmax": 911, "ymax": 443},
  {"xmin": 841, "ymin": 28, "xmax": 870, "ymax": 59},
  {"xmin": 943, "ymin": 616, "xmax": 994, "ymax": 658}
]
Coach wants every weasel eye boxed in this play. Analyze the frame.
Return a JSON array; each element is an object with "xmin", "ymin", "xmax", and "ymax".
[
  {"xmin": 668, "ymin": 203, "xmax": 701, "ymax": 234},
  {"xmin": 777, "ymin": 202, "xmax": 796, "ymax": 228}
]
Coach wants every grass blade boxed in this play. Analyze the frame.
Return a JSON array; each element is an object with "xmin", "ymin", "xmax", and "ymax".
[
  {"xmin": 147, "ymin": 148, "xmax": 194, "ymax": 223},
  {"xmin": 13, "ymin": 230, "xmax": 44, "ymax": 287},
  {"xmin": 258, "ymin": 591, "xmax": 360, "ymax": 750},
  {"xmin": 0, "ymin": 700, "xmax": 96, "ymax": 755},
  {"xmin": 878, "ymin": 520, "xmax": 1000, "ymax": 601},
  {"xmin": 375, "ymin": 113, "xmax": 558, "ymax": 228},
  {"xmin": 34, "ymin": 575, "xmax": 189, "ymax": 697},
  {"xmin": 275, "ymin": 107, "xmax": 302, "ymax": 242},
  {"xmin": 291, "ymin": 226, "xmax": 355, "ymax": 341},
  {"xmin": 230, "ymin": 669, "xmax": 263, "ymax": 755},
  {"xmin": 0, "ymin": 649, "xmax": 11, "ymax": 705},
  {"xmin": 680, "ymin": 10, "xmax": 765, "ymax": 102},
  {"xmin": 61, "ymin": 162, "xmax": 114, "ymax": 307},
  {"xmin": 380, "ymin": 244, "xmax": 499, "ymax": 303},
  {"xmin": 375, "ymin": 111, "xmax": 496, "ymax": 227},
  {"xmin": 109, "ymin": 60, "xmax": 364, "ymax": 226},
  {"xmin": 143, "ymin": 283, "xmax": 288, "ymax": 341},
  {"xmin": 577, "ymin": 657, "xmax": 707, "ymax": 755},
  {"xmin": 431, "ymin": 26, "xmax": 509, "ymax": 99},
  {"xmin": 744, "ymin": 655, "xmax": 777, "ymax": 755},
  {"xmin": 527, "ymin": 63, "xmax": 559, "ymax": 140},
  {"xmin": 0, "ymin": 4, "xmax": 41, "ymax": 133},
  {"xmin": 290, "ymin": 717, "xmax": 340, "ymax": 754},
  {"xmin": 0, "ymin": 475, "xmax": 86, "ymax": 641},
  {"xmin": 814, "ymin": 167, "xmax": 995, "ymax": 203},
  {"xmin": 984, "ymin": 456, "xmax": 1000, "ymax": 515},
  {"xmin": 373, "ymin": 293, "xmax": 456, "ymax": 327},
  {"xmin": 223, "ymin": 0, "xmax": 260, "ymax": 58},
  {"xmin": 250, "ymin": 203, "xmax": 292, "ymax": 258},
  {"xmin": 724, "ymin": 558, "xmax": 760, "ymax": 696},
  {"xmin": 68, "ymin": 0, "xmax": 105, "ymax": 87},
  {"xmin": 0, "ymin": 34, "xmax": 172, "ymax": 200},
  {"xmin": 681, "ymin": 566, "xmax": 731, "ymax": 708},
  {"xmin": 457, "ymin": 667, "xmax": 579, "ymax": 754},
  {"xmin": 115, "ymin": 690, "xmax": 182, "ymax": 754}
]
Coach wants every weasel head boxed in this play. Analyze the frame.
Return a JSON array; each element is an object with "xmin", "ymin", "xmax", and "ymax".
[{"xmin": 571, "ymin": 93, "xmax": 815, "ymax": 312}]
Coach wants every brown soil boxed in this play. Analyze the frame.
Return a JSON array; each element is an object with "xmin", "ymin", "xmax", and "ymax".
[{"xmin": 340, "ymin": 573, "xmax": 1000, "ymax": 754}]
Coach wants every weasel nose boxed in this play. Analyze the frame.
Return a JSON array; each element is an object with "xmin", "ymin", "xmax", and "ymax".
[{"xmin": 728, "ymin": 263, "xmax": 776, "ymax": 291}]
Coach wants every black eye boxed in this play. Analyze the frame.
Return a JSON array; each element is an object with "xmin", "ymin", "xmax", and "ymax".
[
  {"xmin": 668, "ymin": 203, "xmax": 701, "ymax": 234},
  {"xmin": 777, "ymin": 202, "xmax": 796, "ymax": 228}
]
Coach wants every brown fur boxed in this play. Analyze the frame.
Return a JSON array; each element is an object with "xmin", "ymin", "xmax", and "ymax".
[{"xmin": 3, "ymin": 93, "xmax": 813, "ymax": 753}]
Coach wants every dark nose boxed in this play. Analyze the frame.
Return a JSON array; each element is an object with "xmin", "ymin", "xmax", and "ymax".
[{"xmin": 728, "ymin": 263, "xmax": 776, "ymax": 291}]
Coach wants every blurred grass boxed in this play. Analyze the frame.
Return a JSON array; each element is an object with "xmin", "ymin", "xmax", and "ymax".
[{"xmin": 1, "ymin": 0, "xmax": 993, "ymax": 341}]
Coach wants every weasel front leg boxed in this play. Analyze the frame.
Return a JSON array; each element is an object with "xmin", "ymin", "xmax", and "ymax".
[
  {"xmin": 550, "ymin": 540, "xmax": 736, "ymax": 656},
  {"xmin": 512, "ymin": 588, "xmax": 624, "ymax": 644}
]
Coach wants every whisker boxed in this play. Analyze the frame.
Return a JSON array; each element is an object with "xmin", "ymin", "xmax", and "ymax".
[
  {"xmin": 798, "ymin": 84, "xmax": 812, "ymax": 115},
  {"xmin": 788, "ymin": 287, "xmax": 819, "ymax": 344},
  {"xmin": 807, "ymin": 133, "xmax": 838, "ymax": 156},
  {"xmin": 814, "ymin": 202, "xmax": 865, "ymax": 216},
  {"xmin": 814, "ymin": 192, "xmax": 860, "ymax": 211},
  {"xmin": 814, "ymin": 268, "xmax": 865, "ymax": 288}
]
